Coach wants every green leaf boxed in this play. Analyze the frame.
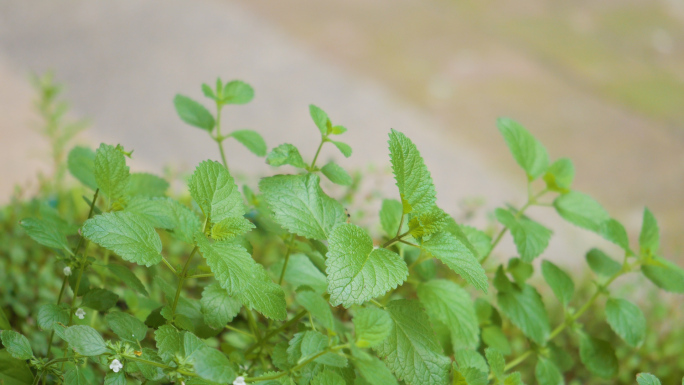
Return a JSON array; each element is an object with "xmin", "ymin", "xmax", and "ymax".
[
  {"xmin": 585, "ymin": 248, "xmax": 622, "ymax": 277},
  {"xmin": 379, "ymin": 199, "xmax": 403, "ymax": 237},
  {"xmin": 64, "ymin": 325, "xmax": 108, "ymax": 356},
  {"xmin": 104, "ymin": 371, "xmax": 126, "ymax": 385},
  {"xmin": 105, "ymin": 312, "xmax": 148, "ymax": 343},
  {"xmin": 259, "ymin": 174, "xmax": 345, "ymax": 240},
  {"xmin": 388, "ymin": 129, "xmax": 436, "ymax": 214},
  {"xmin": 331, "ymin": 140, "xmax": 352, "ymax": 158},
  {"xmin": 222, "ymin": 80, "xmax": 254, "ymax": 104},
  {"xmin": 19, "ymin": 217, "xmax": 71, "ymax": 254},
  {"xmin": 485, "ymin": 348, "xmax": 505, "ymax": 380},
  {"xmin": 504, "ymin": 372, "xmax": 524, "ymax": 385},
  {"xmin": 128, "ymin": 172, "xmax": 169, "ymax": 197},
  {"xmin": 0, "ymin": 308, "xmax": 9, "ymax": 330},
  {"xmin": 374, "ymin": 300, "xmax": 450, "ymax": 385},
  {"xmin": 0, "ymin": 331, "xmax": 33, "ymax": 360},
  {"xmin": 309, "ymin": 105, "xmax": 330, "ymax": 136},
  {"xmin": 497, "ymin": 281, "xmax": 550, "ymax": 345},
  {"xmin": 553, "ymin": 192, "xmax": 609, "ymax": 233},
  {"xmin": 298, "ymin": 331, "xmax": 346, "ymax": 368},
  {"xmin": 453, "ymin": 366, "xmax": 488, "ymax": 385},
  {"xmin": 174, "ymin": 94, "xmax": 215, "ymax": 131},
  {"xmin": 196, "ymin": 235, "xmax": 286, "ymax": 320},
  {"xmin": 166, "ymin": 199, "xmax": 202, "ymax": 244},
  {"xmin": 274, "ymin": 253, "xmax": 327, "ymax": 293},
  {"xmin": 535, "ymin": 357, "xmax": 563, "ymax": 385},
  {"xmin": 331, "ymin": 125, "xmax": 347, "ymax": 135},
  {"xmin": 409, "ymin": 206, "xmax": 451, "ymax": 238},
  {"xmin": 210, "ymin": 216, "xmax": 255, "ymax": 240},
  {"xmin": 63, "ymin": 368, "xmax": 88, "ymax": 385},
  {"xmin": 417, "ymin": 280, "xmax": 479, "ymax": 350},
  {"xmin": 200, "ymin": 283, "xmax": 242, "ymax": 329},
  {"xmin": 352, "ymin": 354, "xmax": 398, "ymax": 385},
  {"xmin": 636, "ymin": 373, "xmax": 662, "ymax": 385},
  {"xmin": 598, "ymin": 219, "xmax": 632, "ymax": 253},
  {"xmin": 189, "ymin": 160, "xmax": 246, "ymax": 223},
  {"xmin": 231, "ymin": 130, "xmax": 267, "ymax": 157},
  {"xmin": 507, "ymin": 258, "xmax": 533, "ymax": 286},
  {"xmin": 353, "ymin": 307, "xmax": 393, "ymax": 348},
  {"xmin": 155, "ymin": 325, "xmax": 183, "ymax": 363},
  {"xmin": 541, "ymin": 261, "xmax": 574, "ymax": 306},
  {"xmin": 106, "ymin": 264, "xmax": 148, "ymax": 296},
  {"xmin": 82, "ymin": 288, "xmax": 118, "ymax": 311},
  {"xmin": 326, "ymin": 223, "xmax": 408, "ymax": 307},
  {"xmin": 460, "ymin": 226, "xmax": 492, "ymax": 261},
  {"xmin": 67, "ymin": 146, "xmax": 97, "ymax": 190},
  {"xmin": 266, "ymin": 143, "xmax": 308, "ymax": 169},
  {"xmin": 605, "ymin": 298, "xmax": 646, "ymax": 347},
  {"xmin": 641, "ymin": 256, "xmax": 684, "ymax": 293},
  {"xmin": 36, "ymin": 304, "xmax": 69, "ymax": 331},
  {"xmin": 0, "ymin": 349, "xmax": 34, "ymax": 384},
  {"xmin": 201, "ymin": 83, "xmax": 215, "ymax": 100},
  {"xmin": 543, "ymin": 158, "xmax": 574, "ymax": 192},
  {"xmin": 579, "ymin": 334, "xmax": 618, "ymax": 379},
  {"xmin": 321, "ymin": 161, "xmax": 352, "ymax": 186},
  {"xmin": 296, "ymin": 291, "xmax": 333, "ymax": 331},
  {"xmin": 311, "ymin": 370, "xmax": 345, "ymax": 385},
  {"xmin": 94, "ymin": 143, "xmax": 130, "ymax": 203},
  {"xmin": 481, "ymin": 326, "xmax": 511, "ymax": 356},
  {"xmin": 82, "ymin": 211, "xmax": 162, "ymax": 267},
  {"xmin": 420, "ymin": 231, "xmax": 488, "ymax": 293},
  {"xmin": 454, "ymin": 350, "xmax": 488, "ymax": 373},
  {"xmin": 190, "ymin": 347, "xmax": 236, "ymax": 383},
  {"xmin": 639, "ymin": 208, "xmax": 660, "ymax": 257},
  {"xmin": 124, "ymin": 193, "xmax": 176, "ymax": 229},
  {"xmin": 497, "ymin": 117, "xmax": 549, "ymax": 179},
  {"xmin": 494, "ymin": 209, "xmax": 552, "ymax": 262}
]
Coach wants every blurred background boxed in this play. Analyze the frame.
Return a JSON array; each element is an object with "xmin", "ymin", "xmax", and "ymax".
[{"xmin": 0, "ymin": 0, "xmax": 683, "ymax": 262}]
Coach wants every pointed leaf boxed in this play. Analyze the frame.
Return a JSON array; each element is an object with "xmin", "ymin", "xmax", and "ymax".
[
  {"xmin": 128, "ymin": 172, "xmax": 169, "ymax": 197},
  {"xmin": 174, "ymin": 95, "xmax": 215, "ymax": 131},
  {"xmin": 266, "ymin": 143, "xmax": 308, "ymax": 169},
  {"xmin": 585, "ymin": 248, "xmax": 621, "ymax": 277},
  {"xmin": 388, "ymin": 129, "xmax": 435, "ymax": 214},
  {"xmin": 222, "ymin": 80, "xmax": 254, "ymax": 104},
  {"xmin": 553, "ymin": 192, "xmax": 609, "ymax": 233},
  {"xmin": 497, "ymin": 284, "xmax": 550, "ymax": 345},
  {"xmin": 0, "ymin": 331, "xmax": 33, "ymax": 360},
  {"xmin": 605, "ymin": 298, "xmax": 646, "ymax": 347},
  {"xmin": 535, "ymin": 357, "xmax": 564, "ymax": 385},
  {"xmin": 420, "ymin": 231, "xmax": 488, "ymax": 293},
  {"xmin": 331, "ymin": 141, "xmax": 352, "ymax": 158},
  {"xmin": 639, "ymin": 208, "xmax": 660, "ymax": 257},
  {"xmin": 497, "ymin": 118, "xmax": 549, "ymax": 179},
  {"xmin": 105, "ymin": 312, "xmax": 148, "ymax": 343},
  {"xmin": 189, "ymin": 160, "xmax": 245, "ymax": 223},
  {"xmin": 231, "ymin": 130, "xmax": 267, "ymax": 157},
  {"xmin": 637, "ymin": 373, "xmax": 662, "ymax": 385},
  {"xmin": 309, "ymin": 105, "xmax": 330, "ymax": 136},
  {"xmin": 64, "ymin": 325, "xmax": 108, "ymax": 356},
  {"xmin": 642, "ymin": 256, "xmax": 684, "ymax": 293},
  {"xmin": 579, "ymin": 335, "xmax": 617, "ymax": 379},
  {"xmin": 94, "ymin": 143, "xmax": 130, "ymax": 203},
  {"xmin": 67, "ymin": 146, "xmax": 97, "ymax": 190},
  {"xmin": 321, "ymin": 161, "xmax": 352, "ymax": 186},
  {"xmin": 495, "ymin": 209, "xmax": 551, "ymax": 262},
  {"xmin": 353, "ymin": 307, "xmax": 393, "ymax": 348},
  {"xmin": 19, "ymin": 218, "xmax": 71, "ymax": 254},
  {"xmin": 200, "ymin": 284, "xmax": 242, "ymax": 329},
  {"xmin": 541, "ymin": 261, "xmax": 574, "ymax": 306}
]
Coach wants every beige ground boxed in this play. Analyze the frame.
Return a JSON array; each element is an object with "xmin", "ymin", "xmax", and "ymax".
[{"xmin": 0, "ymin": 0, "xmax": 680, "ymax": 267}]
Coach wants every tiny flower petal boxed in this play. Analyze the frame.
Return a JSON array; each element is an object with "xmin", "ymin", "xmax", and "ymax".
[
  {"xmin": 75, "ymin": 308, "xmax": 86, "ymax": 319},
  {"xmin": 63, "ymin": 266, "xmax": 72, "ymax": 276},
  {"xmin": 109, "ymin": 359, "xmax": 123, "ymax": 373},
  {"xmin": 233, "ymin": 377, "xmax": 246, "ymax": 385}
]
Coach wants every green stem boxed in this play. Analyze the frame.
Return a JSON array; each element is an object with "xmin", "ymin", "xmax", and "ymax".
[
  {"xmin": 67, "ymin": 240, "xmax": 91, "ymax": 326},
  {"xmin": 310, "ymin": 138, "xmax": 326, "ymax": 169},
  {"xmin": 32, "ymin": 371, "xmax": 43, "ymax": 385},
  {"xmin": 124, "ymin": 355, "xmax": 197, "ymax": 377},
  {"xmin": 161, "ymin": 256, "xmax": 177, "ymax": 275},
  {"xmin": 278, "ymin": 234, "xmax": 296, "ymax": 285},
  {"xmin": 171, "ymin": 246, "xmax": 198, "ymax": 317},
  {"xmin": 244, "ymin": 344, "xmax": 349, "ymax": 383},
  {"xmin": 214, "ymin": 102, "xmax": 229, "ymax": 170},
  {"xmin": 185, "ymin": 273, "xmax": 213, "ymax": 279},
  {"xmin": 244, "ymin": 309, "xmax": 262, "ymax": 343},
  {"xmin": 45, "ymin": 276, "xmax": 68, "ymax": 357},
  {"xmin": 225, "ymin": 325, "xmax": 256, "ymax": 339},
  {"xmin": 245, "ymin": 310, "xmax": 307, "ymax": 355},
  {"xmin": 381, "ymin": 229, "xmax": 411, "ymax": 249},
  {"xmin": 370, "ymin": 299, "xmax": 385, "ymax": 308}
]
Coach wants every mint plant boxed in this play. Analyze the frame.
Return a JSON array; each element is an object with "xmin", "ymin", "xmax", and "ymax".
[{"xmin": 1, "ymin": 76, "xmax": 683, "ymax": 385}]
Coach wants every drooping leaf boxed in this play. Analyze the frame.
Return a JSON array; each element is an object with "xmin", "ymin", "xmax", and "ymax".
[
  {"xmin": 82, "ymin": 211, "xmax": 162, "ymax": 267},
  {"xmin": 585, "ymin": 248, "xmax": 622, "ymax": 277},
  {"xmin": 0, "ymin": 331, "xmax": 33, "ymax": 360},
  {"xmin": 196, "ymin": 235, "xmax": 257, "ymax": 296},
  {"xmin": 553, "ymin": 192, "xmax": 609, "ymax": 233},
  {"xmin": 353, "ymin": 307, "xmax": 393, "ymax": 348},
  {"xmin": 82, "ymin": 288, "xmax": 118, "ymax": 311},
  {"xmin": 105, "ymin": 312, "xmax": 148, "ymax": 344},
  {"xmin": 388, "ymin": 129, "xmax": 436, "ymax": 214},
  {"xmin": 420, "ymin": 231, "xmax": 488, "ymax": 293},
  {"xmin": 67, "ymin": 146, "xmax": 97, "ymax": 190},
  {"xmin": 497, "ymin": 117, "xmax": 549, "ymax": 179},
  {"xmin": 541, "ymin": 261, "xmax": 574, "ymax": 306},
  {"xmin": 495, "ymin": 209, "xmax": 552, "ymax": 262},
  {"xmin": 174, "ymin": 94, "xmax": 215, "ymax": 131},
  {"xmin": 296, "ymin": 291, "xmax": 334, "ymax": 331},
  {"xmin": 598, "ymin": 219, "xmax": 632, "ymax": 254},
  {"xmin": 189, "ymin": 160, "xmax": 245, "ymax": 223},
  {"xmin": 374, "ymin": 300, "xmax": 450, "ymax": 385},
  {"xmin": 326, "ymin": 223, "xmax": 408, "ymax": 307},
  {"xmin": 331, "ymin": 140, "xmax": 352, "ymax": 158},
  {"xmin": 19, "ymin": 217, "xmax": 71, "ymax": 254},
  {"xmin": 200, "ymin": 284, "xmax": 242, "ymax": 329},
  {"xmin": 535, "ymin": 357, "xmax": 564, "ymax": 385},
  {"xmin": 605, "ymin": 298, "xmax": 646, "ymax": 347},
  {"xmin": 321, "ymin": 162, "xmax": 352, "ymax": 186},
  {"xmin": 417, "ymin": 280, "xmax": 479, "ymax": 350},
  {"xmin": 94, "ymin": 143, "xmax": 130, "ymax": 203},
  {"xmin": 260, "ymin": 174, "xmax": 345, "ymax": 240},
  {"xmin": 235, "ymin": 264, "xmax": 287, "ymax": 320},
  {"xmin": 579, "ymin": 334, "xmax": 618, "ymax": 379},
  {"xmin": 63, "ymin": 325, "xmax": 108, "ymax": 356},
  {"xmin": 641, "ymin": 256, "xmax": 684, "ymax": 293},
  {"xmin": 231, "ymin": 130, "xmax": 267, "ymax": 157},
  {"xmin": 266, "ymin": 143, "xmax": 308, "ymax": 169},
  {"xmin": 496, "ymin": 273, "xmax": 550, "ymax": 345},
  {"xmin": 106, "ymin": 264, "xmax": 148, "ymax": 296}
]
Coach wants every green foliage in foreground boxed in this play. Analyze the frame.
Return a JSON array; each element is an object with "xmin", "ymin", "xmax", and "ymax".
[{"xmin": 1, "ymin": 76, "xmax": 683, "ymax": 385}]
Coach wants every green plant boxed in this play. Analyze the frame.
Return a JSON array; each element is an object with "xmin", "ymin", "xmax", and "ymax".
[{"xmin": 1, "ymin": 76, "xmax": 683, "ymax": 385}]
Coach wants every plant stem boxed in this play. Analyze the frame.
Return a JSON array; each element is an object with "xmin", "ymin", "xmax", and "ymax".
[
  {"xmin": 67, "ymin": 240, "xmax": 91, "ymax": 326},
  {"xmin": 171, "ymin": 246, "xmax": 198, "ymax": 318},
  {"xmin": 45, "ymin": 276, "xmax": 68, "ymax": 358},
  {"xmin": 382, "ymin": 229, "xmax": 411, "ymax": 249},
  {"xmin": 185, "ymin": 273, "xmax": 213, "ymax": 279},
  {"xmin": 123, "ymin": 355, "xmax": 197, "ymax": 377},
  {"xmin": 161, "ymin": 256, "xmax": 177, "ymax": 274},
  {"xmin": 225, "ymin": 325, "xmax": 256, "ymax": 339},
  {"xmin": 278, "ymin": 234, "xmax": 296, "ymax": 285},
  {"xmin": 245, "ymin": 310, "xmax": 307, "ymax": 355},
  {"xmin": 244, "ymin": 309, "xmax": 262, "ymax": 343},
  {"xmin": 244, "ymin": 344, "xmax": 349, "ymax": 383},
  {"xmin": 310, "ymin": 138, "xmax": 326, "ymax": 169},
  {"xmin": 214, "ymin": 102, "xmax": 229, "ymax": 170}
]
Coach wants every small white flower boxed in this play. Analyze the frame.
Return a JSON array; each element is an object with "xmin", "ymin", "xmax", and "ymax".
[
  {"xmin": 109, "ymin": 359, "xmax": 123, "ymax": 373},
  {"xmin": 75, "ymin": 308, "xmax": 86, "ymax": 320},
  {"xmin": 63, "ymin": 266, "xmax": 72, "ymax": 276},
  {"xmin": 233, "ymin": 376, "xmax": 246, "ymax": 385}
]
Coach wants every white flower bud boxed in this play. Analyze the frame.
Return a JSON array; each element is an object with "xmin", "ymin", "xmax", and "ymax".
[
  {"xmin": 63, "ymin": 266, "xmax": 72, "ymax": 276},
  {"xmin": 109, "ymin": 358, "xmax": 123, "ymax": 373},
  {"xmin": 233, "ymin": 376, "xmax": 246, "ymax": 385},
  {"xmin": 75, "ymin": 308, "xmax": 86, "ymax": 320}
]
